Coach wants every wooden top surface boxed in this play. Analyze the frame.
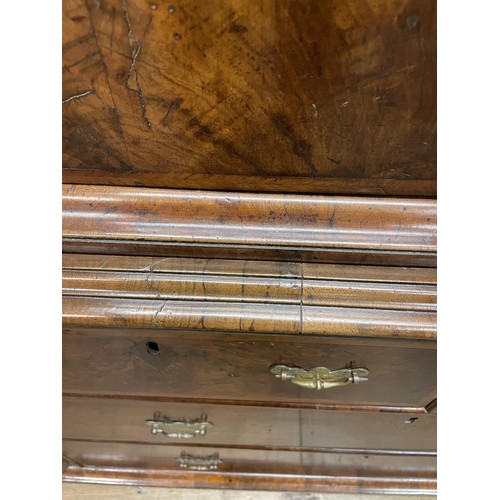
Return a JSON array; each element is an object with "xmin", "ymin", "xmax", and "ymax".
[{"xmin": 62, "ymin": 0, "xmax": 436, "ymax": 196}]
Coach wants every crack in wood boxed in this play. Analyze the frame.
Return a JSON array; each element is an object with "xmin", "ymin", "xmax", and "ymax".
[
  {"xmin": 62, "ymin": 90, "xmax": 95, "ymax": 104},
  {"xmin": 121, "ymin": 0, "xmax": 152, "ymax": 129},
  {"xmin": 81, "ymin": 0, "xmax": 134, "ymax": 168}
]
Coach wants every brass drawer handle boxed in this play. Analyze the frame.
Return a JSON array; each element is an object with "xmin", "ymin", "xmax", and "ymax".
[
  {"xmin": 270, "ymin": 364, "xmax": 369, "ymax": 390},
  {"xmin": 177, "ymin": 451, "xmax": 222, "ymax": 471},
  {"xmin": 146, "ymin": 411, "xmax": 213, "ymax": 439}
]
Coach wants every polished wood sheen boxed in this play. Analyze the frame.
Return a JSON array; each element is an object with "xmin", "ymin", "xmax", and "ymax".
[
  {"xmin": 63, "ymin": 271, "xmax": 436, "ymax": 310},
  {"xmin": 63, "ymin": 296, "xmax": 436, "ymax": 339},
  {"xmin": 62, "ymin": 0, "xmax": 436, "ymax": 196},
  {"xmin": 63, "ymin": 254, "xmax": 436, "ymax": 311},
  {"xmin": 63, "ymin": 441, "xmax": 437, "ymax": 473},
  {"xmin": 62, "ymin": 442, "xmax": 437, "ymax": 494},
  {"xmin": 63, "ymin": 254, "xmax": 437, "ymax": 283},
  {"xmin": 62, "ymin": 184, "xmax": 437, "ymax": 266}
]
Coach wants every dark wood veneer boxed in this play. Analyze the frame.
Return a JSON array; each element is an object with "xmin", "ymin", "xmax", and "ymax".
[
  {"xmin": 63, "ymin": 0, "xmax": 436, "ymax": 197},
  {"xmin": 62, "ymin": 330, "xmax": 436, "ymax": 410},
  {"xmin": 62, "ymin": 0, "xmax": 436, "ymax": 492}
]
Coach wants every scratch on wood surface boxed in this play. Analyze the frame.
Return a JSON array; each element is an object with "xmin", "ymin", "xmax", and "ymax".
[
  {"xmin": 389, "ymin": 169, "xmax": 411, "ymax": 178},
  {"xmin": 162, "ymin": 99, "xmax": 180, "ymax": 125},
  {"xmin": 152, "ymin": 300, "xmax": 170, "ymax": 326},
  {"xmin": 87, "ymin": 77, "xmax": 106, "ymax": 107},
  {"xmin": 98, "ymin": 258, "xmax": 111, "ymax": 269},
  {"xmin": 140, "ymin": 257, "xmax": 167, "ymax": 272},
  {"xmin": 79, "ymin": 0, "xmax": 134, "ymax": 169},
  {"xmin": 62, "ymin": 90, "xmax": 95, "ymax": 104},
  {"xmin": 121, "ymin": 0, "xmax": 152, "ymax": 129},
  {"xmin": 145, "ymin": 274, "xmax": 161, "ymax": 297}
]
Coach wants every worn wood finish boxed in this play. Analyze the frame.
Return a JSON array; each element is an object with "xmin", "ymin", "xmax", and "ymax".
[
  {"xmin": 63, "ymin": 255, "xmax": 436, "ymax": 312},
  {"xmin": 63, "ymin": 271, "xmax": 435, "ymax": 310},
  {"xmin": 63, "ymin": 185, "xmax": 436, "ymax": 251},
  {"xmin": 63, "ymin": 253, "xmax": 437, "ymax": 284},
  {"xmin": 62, "ymin": 255, "xmax": 437, "ymax": 339},
  {"xmin": 63, "ymin": 327, "xmax": 437, "ymax": 350},
  {"xmin": 63, "ymin": 397, "xmax": 436, "ymax": 452},
  {"xmin": 62, "ymin": 331, "xmax": 436, "ymax": 409},
  {"xmin": 63, "ymin": 296, "xmax": 436, "ymax": 339},
  {"xmin": 62, "ymin": 442, "xmax": 437, "ymax": 495},
  {"xmin": 63, "ymin": 254, "xmax": 303, "ymax": 277},
  {"xmin": 62, "ymin": 483, "xmax": 435, "ymax": 499},
  {"xmin": 63, "ymin": 466, "xmax": 437, "ymax": 496},
  {"xmin": 62, "ymin": 0, "xmax": 436, "ymax": 197},
  {"xmin": 62, "ymin": 184, "xmax": 437, "ymax": 266},
  {"xmin": 62, "ymin": 0, "xmax": 437, "ymax": 491},
  {"xmin": 62, "ymin": 440, "xmax": 436, "ymax": 472},
  {"xmin": 62, "ymin": 238, "xmax": 437, "ymax": 267}
]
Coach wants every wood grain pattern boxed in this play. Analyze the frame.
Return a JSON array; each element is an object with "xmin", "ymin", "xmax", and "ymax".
[
  {"xmin": 62, "ymin": 332, "xmax": 436, "ymax": 409},
  {"xmin": 63, "ymin": 296, "xmax": 436, "ymax": 339},
  {"xmin": 63, "ymin": 185, "xmax": 436, "ymax": 251},
  {"xmin": 62, "ymin": 254, "xmax": 436, "ymax": 338},
  {"xmin": 62, "ymin": 254, "xmax": 436, "ymax": 312},
  {"xmin": 63, "ymin": 253, "xmax": 437, "ymax": 283},
  {"xmin": 62, "ymin": 238, "xmax": 437, "ymax": 267},
  {"xmin": 62, "ymin": 443, "xmax": 437, "ymax": 494},
  {"xmin": 62, "ymin": 184, "xmax": 437, "ymax": 266},
  {"xmin": 63, "ymin": 270, "xmax": 435, "ymax": 310},
  {"xmin": 63, "ymin": 254, "xmax": 303, "ymax": 277},
  {"xmin": 63, "ymin": 327, "xmax": 437, "ymax": 350},
  {"xmin": 62, "ymin": 440, "xmax": 436, "ymax": 472},
  {"xmin": 62, "ymin": 0, "xmax": 436, "ymax": 197}
]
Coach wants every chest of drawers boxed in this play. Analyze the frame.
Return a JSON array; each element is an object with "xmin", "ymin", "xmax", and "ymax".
[
  {"xmin": 62, "ymin": 0, "xmax": 436, "ymax": 494},
  {"xmin": 62, "ymin": 186, "xmax": 436, "ymax": 495}
]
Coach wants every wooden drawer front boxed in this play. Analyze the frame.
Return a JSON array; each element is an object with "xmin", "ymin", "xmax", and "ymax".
[
  {"xmin": 62, "ymin": 441, "xmax": 436, "ymax": 495},
  {"xmin": 63, "ymin": 329, "xmax": 436, "ymax": 411},
  {"xmin": 63, "ymin": 398, "xmax": 301, "ymax": 448},
  {"xmin": 63, "ymin": 439, "xmax": 436, "ymax": 475},
  {"xmin": 63, "ymin": 397, "xmax": 436, "ymax": 452}
]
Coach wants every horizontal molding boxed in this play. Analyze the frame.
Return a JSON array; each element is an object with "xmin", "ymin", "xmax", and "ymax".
[
  {"xmin": 62, "ymin": 184, "xmax": 436, "ymax": 266},
  {"xmin": 62, "ymin": 296, "xmax": 436, "ymax": 340},
  {"xmin": 62, "ymin": 462, "xmax": 437, "ymax": 495},
  {"xmin": 63, "ymin": 254, "xmax": 303, "ymax": 278},
  {"xmin": 62, "ymin": 239, "xmax": 437, "ymax": 267},
  {"xmin": 63, "ymin": 254, "xmax": 437, "ymax": 284},
  {"xmin": 63, "ymin": 438, "xmax": 436, "ymax": 457},
  {"xmin": 61, "ymin": 391, "xmax": 429, "ymax": 414},
  {"xmin": 62, "ymin": 271, "xmax": 436, "ymax": 311},
  {"xmin": 62, "ymin": 255, "xmax": 436, "ymax": 339}
]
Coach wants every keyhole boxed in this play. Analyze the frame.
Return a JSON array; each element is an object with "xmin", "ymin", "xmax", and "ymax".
[{"xmin": 147, "ymin": 340, "xmax": 160, "ymax": 355}]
